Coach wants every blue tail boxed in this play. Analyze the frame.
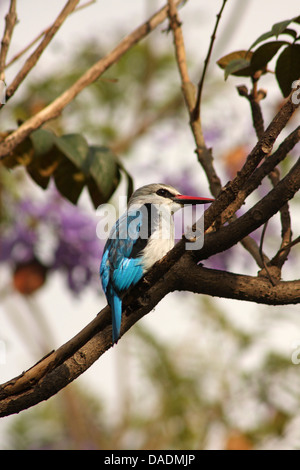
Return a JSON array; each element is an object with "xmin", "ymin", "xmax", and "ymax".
[{"xmin": 111, "ymin": 292, "xmax": 122, "ymax": 344}]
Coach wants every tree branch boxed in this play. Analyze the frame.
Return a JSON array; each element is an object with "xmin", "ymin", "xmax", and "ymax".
[
  {"xmin": 193, "ymin": 157, "xmax": 300, "ymax": 264},
  {"xmin": 193, "ymin": 0, "xmax": 228, "ymax": 121},
  {"xmin": 237, "ymin": 78, "xmax": 295, "ymax": 277},
  {"xmin": 176, "ymin": 263, "xmax": 300, "ymax": 304},
  {"xmin": 4, "ymin": 0, "xmax": 80, "ymax": 103},
  {"xmin": 0, "ymin": 0, "xmax": 17, "ymax": 82},
  {"xmin": 1, "ymin": 258, "xmax": 300, "ymax": 418},
  {"xmin": 4, "ymin": 0, "xmax": 96, "ymax": 70},
  {"xmin": 167, "ymin": 0, "xmax": 223, "ymax": 197},
  {"xmin": 237, "ymin": 76, "xmax": 266, "ymax": 141},
  {"xmin": 0, "ymin": 0, "xmax": 184, "ymax": 160},
  {"xmin": 0, "ymin": 151, "xmax": 299, "ymax": 418},
  {"xmin": 201, "ymin": 83, "xmax": 300, "ymax": 238},
  {"xmin": 220, "ymin": 125, "xmax": 300, "ymax": 225}
]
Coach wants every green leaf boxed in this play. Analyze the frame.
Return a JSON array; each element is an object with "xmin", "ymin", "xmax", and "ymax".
[
  {"xmin": 251, "ymin": 41, "xmax": 288, "ymax": 72},
  {"xmin": 1, "ymin": 128, "xmax": 123, "ymax": 207},
  {"xmin": 217, "ymin": 50, "xmax": 253, "ymax": 79},
  {"xmin": 275, "ymin": 44, "xmax": 300, "ymax": 97},
  {"xmin": 224, "ymin": 58, "xmax": 252, "ymax": 79},
  {"xmin": 217, "ymin": 50, "xmax": 252, "ymax": 69},
  {"xmin": 250, "ymin": 16, "xmax": 300, "ymax": 49},
  {"xmin": 53, "ymin": 133, "xmax": 89, "ymax": 169},
  {"xmin": 1, "ymin": 136, "xmax": 33, "ymax": 169},
  {"xmin": 280, "ymin": 28, "xmax": 298, "ymax": 40},
  {"xmin": 26, "ymin": 158, "xmax": 52, "ymax": 190},
  {"xmin": 26, "ymin": 129, "xmax": 58, "ymax": 188},
  {"xmin": 29, "ymin": 128, "xmax": 56, "ymax": 156},
  {"xmin": 86, "ymin": 178, "xmax": 106, "ymax": 209},
  {"xmin": 84, "ymin": 145, "xmax": 121, "ymax": 206},
  {"xmin": 271, "ymin": 19, "xmax": 294, "ymax": 37},
  {"xmin": 250, "ymin": 31, "xmax": 277, "ymax": 50},
  {"xmin": 53, "ymin": 157, "xmax": 86, "ymax": 205}
]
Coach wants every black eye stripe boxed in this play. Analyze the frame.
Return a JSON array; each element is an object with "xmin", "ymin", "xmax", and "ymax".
[{"xmin": 156, "ymin": 188, "xmax": 174, "ymax": 198}]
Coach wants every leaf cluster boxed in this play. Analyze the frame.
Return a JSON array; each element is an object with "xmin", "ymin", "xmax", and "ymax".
[
  {"xmin": 217, "ymin": 16, "xmax": 300, "ymax": 96},
  {"xmin": 0, "ymin": 128, "xmax": 130, "ymax": 208}
]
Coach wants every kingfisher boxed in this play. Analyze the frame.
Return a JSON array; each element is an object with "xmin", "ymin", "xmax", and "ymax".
[{"xmin": 100, "ymin": 183, "xmax": 214, "ymax": 344}]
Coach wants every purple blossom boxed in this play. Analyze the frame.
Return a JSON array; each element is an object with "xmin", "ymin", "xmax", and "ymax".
[
  {"xmin": 203, "ymin": 125, "xmax": 223, "ymax": 147},
  {"xmin": 0, "ymin": 223, "xmax": 37, "ymax": 263},
  {"xmin": 0, "ymin": 189, "xmax": 103, "ymax": 295}
]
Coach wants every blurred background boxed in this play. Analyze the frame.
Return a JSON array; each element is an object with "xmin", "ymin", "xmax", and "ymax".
[{"xmin": 0, "ymin": 0, "xmax": 300, "ymax": 450}]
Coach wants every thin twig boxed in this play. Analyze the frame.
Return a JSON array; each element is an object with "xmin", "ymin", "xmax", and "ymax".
[
  {"xmin": 240, "ymin": 235, "xmax": 270, "ymax": 269},
  {"xmin": 273, "ymin": 235, "xmax": 300, "ymax": 258},
  {"xmin": 4, "ymin": 0, "xmax": 80, "ymax": 103},
  {"xmin": 0, "ymin": 0, "xmax": 17, "ymax": 82},
  {"xmin": 237, "ymin": 76, "xmax": 266, "ymax": 141},
  {"xmin": 6, "ymin": 30, "xmax": 47, "ymax": 70},
  {"xmin": 237, "ymin": 75, "xmax": 293, "ymax": 273},
  {"xmin": 259, "ymin": 221, "xmax": 277, "ymax": 286},
  {"xmin": 167, "ymin": 0, "xmax": 222, "ymax": 197},
  {"xmin": 268, "ymin": 168, "xmax": 292, "ymax": 270},
  {"xmin": 5, "ymin": 0, "xmax": 96, "ymax": 70},
  {"xmin": 193, "ymin": 0, "xmax": 228, "ymax": 120}
]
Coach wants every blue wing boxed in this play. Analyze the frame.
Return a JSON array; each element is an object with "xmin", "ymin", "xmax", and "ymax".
[{"xmin": 100, "ymin": 210, "xmax": 147, "ymax": 343}]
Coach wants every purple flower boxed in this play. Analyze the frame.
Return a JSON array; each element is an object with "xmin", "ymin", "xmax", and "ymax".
[
  {"xmin": 203, "ymin": 125, "xmax": 223, "ymax": 147},
  {"xmin": 0, "ymin": 188, "xmax": 103, "ymax": 295},
  {"xmin": 0, "ymin": 223, "xmax": 37, "ymax": 263}
]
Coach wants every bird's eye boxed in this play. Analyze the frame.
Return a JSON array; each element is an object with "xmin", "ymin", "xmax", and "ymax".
[{"xmin": 156, "ymin": 188, "xmax": 173, "ymax": 198}]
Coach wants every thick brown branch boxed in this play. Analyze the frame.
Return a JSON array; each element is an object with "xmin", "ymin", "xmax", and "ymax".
[
  {"xmin": 237, "ymin": 78, "xmax": 295, "ymax": 275},
  {"xmin": 144, "ymin": 156, "xmax": 300, "ymax": 292},
  {"xmin": 194, "ymin": 158, "xmax": 300, "ymax": 264},
  {"xmin": 1, "ymin": 259, "xmax": 299, "ymax": 418},
  {"xmin": 1, "ymin": 155, "xmax": 299, "ymax": 417},
  {"xmin": 220, "ymin": 125, "xmax": 300, "ymax": 225},
  {"xmin": 176, "ymin": 263, "xmax": 300, "ymax": 305}
]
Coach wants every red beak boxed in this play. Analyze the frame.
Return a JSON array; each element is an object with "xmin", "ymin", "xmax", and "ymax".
[{"xmin": 172, "ymin": 194, "xmax": 215, "ymax": 205}]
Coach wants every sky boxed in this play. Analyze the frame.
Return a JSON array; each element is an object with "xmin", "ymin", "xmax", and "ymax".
[{"xmin": 0, "ymin": 0, "xmax": 299, "ymax": 448}]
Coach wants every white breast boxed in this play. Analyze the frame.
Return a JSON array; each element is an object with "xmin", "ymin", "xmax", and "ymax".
[{"xmin": 141, "ymin": 217, "xmax": 175, "ymax": 272}]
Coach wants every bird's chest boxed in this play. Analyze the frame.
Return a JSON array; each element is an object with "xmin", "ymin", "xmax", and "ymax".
[
  {"xmin": 139, "ymin": 204, "xmax": 175, "ymax": 271},
  {"xmin": 141, "ymin": 235, "xmax": 174, "ymax": 271}
]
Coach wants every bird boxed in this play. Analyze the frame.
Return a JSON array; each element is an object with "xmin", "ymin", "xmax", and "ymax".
[{"xmin": 100, "ymin": 183, "xmax": 214, "ymax": 344}]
